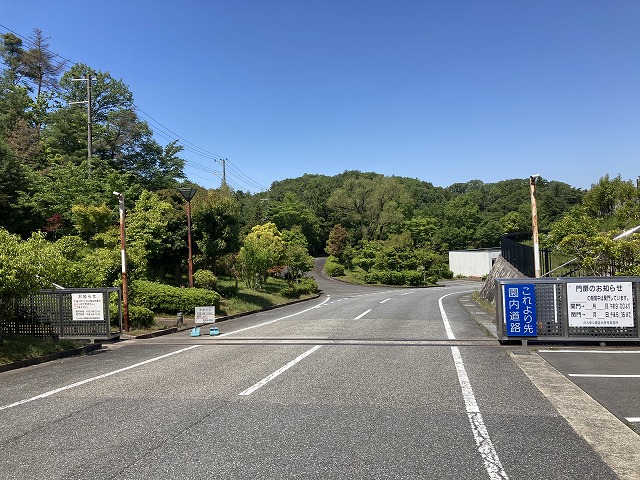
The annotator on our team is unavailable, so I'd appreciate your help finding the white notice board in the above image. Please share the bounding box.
[71,293,104,321]
[567,282,634,327]
[195,306,216,325]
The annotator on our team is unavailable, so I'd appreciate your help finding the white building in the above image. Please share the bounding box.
[448,249,501,278]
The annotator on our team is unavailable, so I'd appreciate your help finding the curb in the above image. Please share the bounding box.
[123,293,322,340]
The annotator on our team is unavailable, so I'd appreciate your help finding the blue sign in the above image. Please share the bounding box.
[503,284,538,336]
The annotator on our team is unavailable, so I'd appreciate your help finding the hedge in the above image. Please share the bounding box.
[129,280,221,314]
[364,270,428,286]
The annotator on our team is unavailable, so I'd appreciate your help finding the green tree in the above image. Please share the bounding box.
[192,186,242,274]
[237,222,284,288]
[71,204,113,240]
[127,190,186,281]
[268,192,321,253]
[0,138,39,236]
[583,174,636,219]
[326,224,349,259]
[281,228,315,281]
[327,176,410,241]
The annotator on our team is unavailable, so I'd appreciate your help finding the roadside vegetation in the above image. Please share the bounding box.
[0,336,84,366]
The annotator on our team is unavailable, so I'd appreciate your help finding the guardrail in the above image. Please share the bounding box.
[3,288,122,341]
[495,277,639,345]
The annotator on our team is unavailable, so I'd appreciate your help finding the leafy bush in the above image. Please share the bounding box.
[364,270,428,286]
[296,277,318,294]
[404,270,424,286]
[129,280,221,314]
[280,277,318,298]
[194,269,218,290]
[128,305,156,329]
[365,270,405,285]
[324,256,344,277]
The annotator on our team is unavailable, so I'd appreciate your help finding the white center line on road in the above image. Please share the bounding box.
[569,374,640,378]
[0,345,202,411]
[238,346,322,396]
[217,296,331,338]
[354,309,371,320]
[380,298,391,304]
[439,292,509,480]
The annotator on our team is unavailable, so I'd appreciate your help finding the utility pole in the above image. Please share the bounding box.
[530,174,541,278]
[114,192,129,331]
[178,188,197,287]
[221,158,227,186]
[70,74,93,172]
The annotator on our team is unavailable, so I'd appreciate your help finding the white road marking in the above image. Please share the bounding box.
[568,374,640,378]
[218,296,331,337]
[380,298,391,304]
[626,417,640,422]
[439,292,509,480]
[354,309,372,320]
[539,350,640,354]
[0,345,201,411]
[238,346,322,396]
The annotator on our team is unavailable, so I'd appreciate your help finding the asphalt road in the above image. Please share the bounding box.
[1,264,638,479]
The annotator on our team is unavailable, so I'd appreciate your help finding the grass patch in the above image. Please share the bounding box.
[0,335,85,366]
[472,291,496,317]
[216,277,316,317]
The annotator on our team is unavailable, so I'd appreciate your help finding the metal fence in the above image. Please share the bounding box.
[2,288,122,341]
[495,277,639,345]
[500,233,551,277]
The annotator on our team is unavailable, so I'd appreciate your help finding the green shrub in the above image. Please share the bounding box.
[194,269,218,290]
[324,256,344,277]
[108,303,156,329]
[280,285,298,298]
[364,270,427,286]
[280,277,318,298]
[128,305,155,329]
[130,280,221,314]
[404,270,425,286]
[296,277,318,294]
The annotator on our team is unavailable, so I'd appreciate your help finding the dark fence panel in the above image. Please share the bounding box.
[500,233,550,277]
[2,288,122,341]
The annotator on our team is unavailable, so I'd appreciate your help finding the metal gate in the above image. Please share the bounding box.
[3,288,122,341]
[495,277,639,344]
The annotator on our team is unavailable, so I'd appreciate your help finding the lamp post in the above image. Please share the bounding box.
[529,174,541,278]
[178,188,197,287]
[113,192,129,331]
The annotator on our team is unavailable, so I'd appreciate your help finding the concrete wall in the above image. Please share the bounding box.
[479,255,526,304]
[449,249,501,278]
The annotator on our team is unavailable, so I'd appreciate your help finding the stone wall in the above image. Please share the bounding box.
[479,254,526,304]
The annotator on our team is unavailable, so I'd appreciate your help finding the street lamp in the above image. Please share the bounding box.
[178,188,197,287]
[529,174,541,278]
[113,192,129,331]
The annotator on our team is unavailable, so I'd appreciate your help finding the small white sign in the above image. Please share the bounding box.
[71,293,104,321]
[195,306,216,325]
[567,282,634,327]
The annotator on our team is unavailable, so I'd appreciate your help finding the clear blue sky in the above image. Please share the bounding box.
[2,0,639,192]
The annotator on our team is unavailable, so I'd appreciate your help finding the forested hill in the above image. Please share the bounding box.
[262,171,585,253]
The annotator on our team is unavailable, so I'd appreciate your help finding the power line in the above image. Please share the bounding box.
[0,23,269,193]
